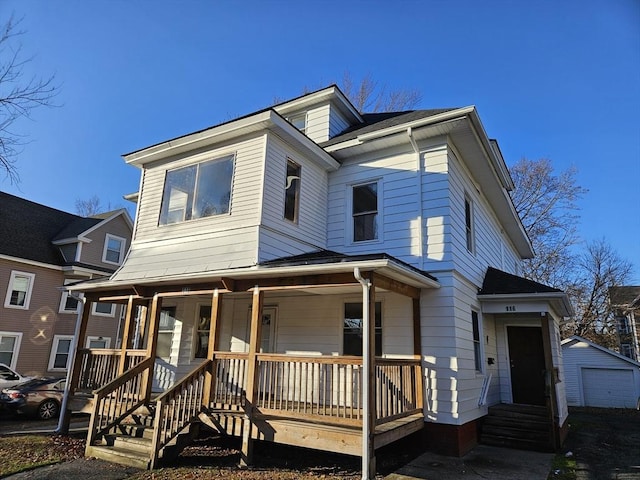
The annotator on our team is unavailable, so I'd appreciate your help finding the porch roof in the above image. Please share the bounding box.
[477,267,574,317]
[68,251,440,297]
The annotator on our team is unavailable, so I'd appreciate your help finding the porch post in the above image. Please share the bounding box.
[541,313,560,450]
[412,297,424,410]
[142,294,162,401]
[118,295,136,375]
[240,286,264,467]
[203,288,223,408]
[58,295,92,434]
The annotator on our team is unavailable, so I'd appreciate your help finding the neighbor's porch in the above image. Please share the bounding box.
[63,265,437,478]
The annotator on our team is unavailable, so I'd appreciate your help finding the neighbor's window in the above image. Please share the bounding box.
[472,311,482,372]
[616,316,630,334]
[195,305,211,359]
[465,194,475,253]
[159,154,235,225]
[103,234,126,265]
[59,290,80,314]
[4,271,35,310]
[86,336,110,349]
[49,335,74,371]
[620,344,633,359]
[353,182,378,242]
[284,159,301,222]
[343,302,382,356]
[92,302,115,317]
[288,112,307,133]
[157,307,177,360]
[0,333,21,368]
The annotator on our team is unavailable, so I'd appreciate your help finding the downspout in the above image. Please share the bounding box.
[354,267,372,480]
[56,294,86,434]
[407,128,424,270]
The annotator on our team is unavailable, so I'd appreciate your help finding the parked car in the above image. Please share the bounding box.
[0,363,31,390]
[0,377,65,420]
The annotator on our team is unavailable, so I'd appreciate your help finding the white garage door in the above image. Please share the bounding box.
[581,368,637,408]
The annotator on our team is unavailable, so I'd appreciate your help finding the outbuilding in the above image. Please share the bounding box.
[562,335,640,409]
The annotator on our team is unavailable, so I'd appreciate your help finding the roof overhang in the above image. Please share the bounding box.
[68,257,440,297]
[478,292,574,318]
[123,110,340,172]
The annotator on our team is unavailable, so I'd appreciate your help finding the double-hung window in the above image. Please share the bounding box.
[352,181,379,242]
[157,307,177,360]
[343,302,382,356]
[4,271,35,309]
[288,113,307,134]
[0,333,22,368]
[103,234,126,265]
[92,302,115,317]
[159,154,235,225]
[49,335,74,371]
[284,159,301,222]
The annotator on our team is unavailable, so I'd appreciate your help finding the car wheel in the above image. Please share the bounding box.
[37,399,59,420]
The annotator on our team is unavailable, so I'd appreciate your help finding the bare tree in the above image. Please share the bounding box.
[563,239,634,348]
[510,157,587,288]
[75,195,106,217]
[340,72,422,113]
[0,14,58,184]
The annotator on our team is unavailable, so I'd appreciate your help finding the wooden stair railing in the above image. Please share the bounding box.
[149,360,212,469]
[86,356,155,450]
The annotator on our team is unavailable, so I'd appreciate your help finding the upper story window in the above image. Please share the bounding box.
[4,271,35,310]
[616,316,630,334]
[620,343,633,359]
[353,181,378,242]
[103,234,126,265]
[159,154,235,225]
[287,113,307,134]
[284,159,301,222]
[465,194,475,253]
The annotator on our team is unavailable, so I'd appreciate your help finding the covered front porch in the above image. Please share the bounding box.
[62,254,439,479]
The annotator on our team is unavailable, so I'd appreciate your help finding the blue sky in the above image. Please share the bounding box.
[2,0,639,282]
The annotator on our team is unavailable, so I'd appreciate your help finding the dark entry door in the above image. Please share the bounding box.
[507,326,546,406]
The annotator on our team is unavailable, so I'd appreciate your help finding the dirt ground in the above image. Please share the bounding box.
[563,407,640,479]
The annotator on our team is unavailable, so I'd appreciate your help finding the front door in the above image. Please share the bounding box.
[507,326,546,406]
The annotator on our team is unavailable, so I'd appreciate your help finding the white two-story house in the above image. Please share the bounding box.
[65,86,572,478]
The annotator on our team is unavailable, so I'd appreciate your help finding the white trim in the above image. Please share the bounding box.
[102,233,127,265]
[48,334,75,371]
[0,331,23,370]
[91,302,116,317]
[0,254,62,271]
[348,178,383,245]
[86,336,111,348]
[4,270,36,310]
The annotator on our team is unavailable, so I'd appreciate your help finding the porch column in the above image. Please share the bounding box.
[143,294,162,401]
[203,288,223,408]
[241,286,264,467]
[118,295,136,375]
[58,295,92,434]
[541,313,560,450]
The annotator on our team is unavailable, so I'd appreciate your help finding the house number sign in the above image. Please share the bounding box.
[505,305,516,312]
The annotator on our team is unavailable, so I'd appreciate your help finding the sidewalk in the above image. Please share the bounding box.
[385,444,554,480]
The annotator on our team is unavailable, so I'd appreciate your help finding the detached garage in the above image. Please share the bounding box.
[562,336,640,409]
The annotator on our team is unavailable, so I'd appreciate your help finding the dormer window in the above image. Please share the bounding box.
[159,154,235,225]
[288,113,307,134]
[284,159,301,222]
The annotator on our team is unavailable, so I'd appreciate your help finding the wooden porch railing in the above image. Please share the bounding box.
[77,348,147,391]
[86,356,155,449]
[150,360,210,469]
[209,352,248,409]
[374,358,423,425]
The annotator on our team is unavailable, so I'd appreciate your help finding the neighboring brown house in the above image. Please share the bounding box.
[609,286,640,361]
[0,192,132,377]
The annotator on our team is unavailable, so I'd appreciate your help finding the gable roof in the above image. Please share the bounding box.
[561,335,640,368]
[479,267,562,295]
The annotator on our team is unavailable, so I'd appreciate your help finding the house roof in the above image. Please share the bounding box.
[0,191,101,265]
[609,286,640,309]
[479,267,562,295]
[561,335,640,368]
[320,109,457,147]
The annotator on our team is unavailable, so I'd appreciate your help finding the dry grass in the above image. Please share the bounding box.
[0,434,85,477]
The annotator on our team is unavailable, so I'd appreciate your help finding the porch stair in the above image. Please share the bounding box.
[480,403,553,452]
[85,404,199,469]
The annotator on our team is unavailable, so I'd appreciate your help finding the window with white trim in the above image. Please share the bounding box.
[287,112,307,133]
[92,302,115,317]
[157,307,176,360]
[352,181,379,242]
[59,281,82,314]
[86,336,110,349]
[472,311,482,372]
[49,335,74,371]
[159,154,235,225]
[4,271,35,309]
[103,234,126,265]
[0,332,22,368]
[343,302,382,356]
[284,159,301,223]
[464,194,475,253]
[620,343,633,359]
